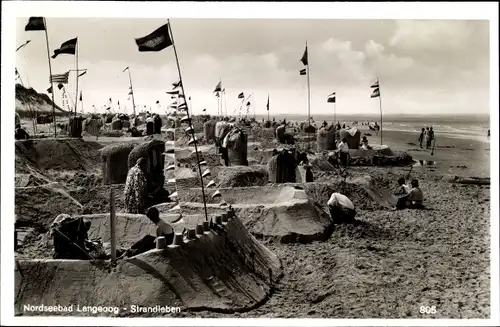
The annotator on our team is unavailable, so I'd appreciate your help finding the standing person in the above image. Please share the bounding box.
[418,128,425,148]
[429,127,435,145]
[15,124,30,140]
[124,158,149,214]
[425,127,431,149]
[337,137,350,167]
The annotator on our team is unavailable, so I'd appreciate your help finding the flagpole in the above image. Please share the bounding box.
[168,19,209,222]
[74,39,79,118]
[306,41,311,126]
[127,68,137,117]
[43,18,57,137]
[334,101,336,125]
[378,77,383,145]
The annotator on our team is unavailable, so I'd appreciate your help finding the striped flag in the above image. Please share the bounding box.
[135,23,173,52]
[300,69,306,76]
[238,92,244,99]
[50,72,69,84]
[370,79,379,88]
[51,38,77,59]
[371,88,380,98]
[327,92,336,103]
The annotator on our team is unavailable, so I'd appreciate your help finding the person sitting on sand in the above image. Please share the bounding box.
[394,176,411,196]
[360,136,372,150]
[337,137,350,166]
[124,157,149,214]
[15,124,30,140]
[146,207,174,245]
[327,192,356,223]
[395,179,424,210]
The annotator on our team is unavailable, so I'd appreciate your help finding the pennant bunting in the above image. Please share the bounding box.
[300,45,308,66]
[370,79,379,88]
[47,86,52,94]
[300,69,306,76]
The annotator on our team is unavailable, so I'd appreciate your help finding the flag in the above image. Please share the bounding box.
[118,100,120,106]
[300,45,308,66]
[78,71,87,77]
[123,66,129,72]
[50,71,69,84]
[47,86,52,94]
[238,92,244,99]
[300,69,306,76]
[371,88,380,98]
[188,96,191,101]
[202,108,206,112]
[327,92,336,103]
[213,81,222,93]
[135,23,173,52]
[15,68,20,77]
[79,91,82,101]
[52,38,77,59]
[166,90,180,95]
[266,95,269,111]
[370,79,379,88]
[156,100,160,104]
[172,80,182,88]
[25,17,46,31]
[57,83,64,90]
[16,40,31,52]
[128,89,133,95]
[215,92,220,98]
[246,101,251,107]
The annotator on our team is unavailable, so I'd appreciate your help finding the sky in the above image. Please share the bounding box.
[15,18,490,117]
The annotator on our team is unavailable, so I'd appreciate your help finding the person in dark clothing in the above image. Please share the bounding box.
[153,114,162,134]
[15,124,30,140]
[418,128,425,148]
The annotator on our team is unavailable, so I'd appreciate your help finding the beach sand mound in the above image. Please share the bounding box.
[15,183,84,229]
[15,138,103,174]
[15,216,282,315]
[179,185,333,243]
[217,166,269,188]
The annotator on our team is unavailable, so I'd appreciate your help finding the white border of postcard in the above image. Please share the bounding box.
[2,1,499,326]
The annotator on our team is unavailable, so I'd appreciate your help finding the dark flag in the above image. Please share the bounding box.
[166,90,180,95]
[300,45,308,66]
[123,66,129,72]
[202,108,207,112]
[188,96,191,101]
[327,92,336,103]
[172,80,182,88]
[238,92,244,99]
[57,83,64,90]
[156,100,160,104]
[78,71,87,77]
[25,17,46,31]
[370,79,379,88]
[246,101,251,107]
[47,86,52,94]
[79,91,83,101]
[135,23,173,52]
[214,81,222,93]
[300,69,306,76]
[371,88,380,98]
[118,100,120,106]
[52,38,77,59]
[266,95,270,111]
[16,40,31,52]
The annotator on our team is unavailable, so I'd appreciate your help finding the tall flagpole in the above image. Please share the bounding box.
[168,19,209,222]
[224,89,227,117]
[43,18,57,137]
[74,39,79,118]
[127,68,137,117]
[306,41,311,126]
[378,77,383,145]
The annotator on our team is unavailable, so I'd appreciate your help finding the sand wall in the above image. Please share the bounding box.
[15,217,282,316]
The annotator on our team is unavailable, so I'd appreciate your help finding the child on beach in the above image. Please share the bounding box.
[337,138,350,166]
[394,177,411,196]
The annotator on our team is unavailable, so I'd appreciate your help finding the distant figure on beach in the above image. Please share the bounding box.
[327,192,356,224]
[394,179,424,210]
[342,123,346,129]
[360,136,372,150]
[336,121,341,130]
[124,158,148,214]
[15,124,30,140]
[145,115,154,136]
[429,127,435,146]
[337,137,350,166]
[394,176,411,196]
[374,122,380,135]
[418,128,425,148]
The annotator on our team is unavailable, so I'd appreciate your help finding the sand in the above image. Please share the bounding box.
[14,117,491,318]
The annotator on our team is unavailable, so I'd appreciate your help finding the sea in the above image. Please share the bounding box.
[254,113,491,144]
